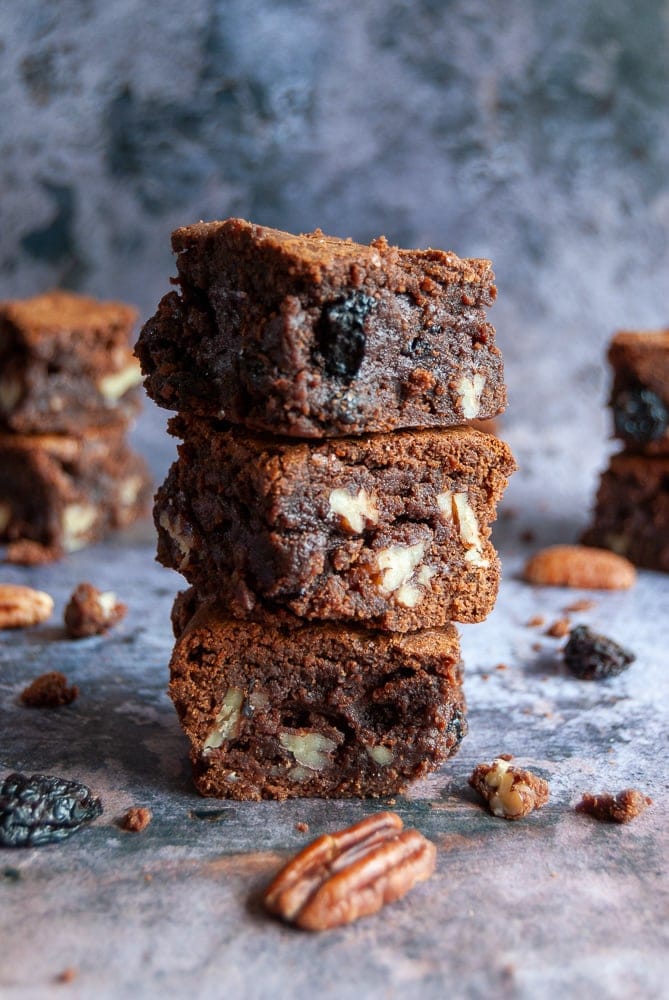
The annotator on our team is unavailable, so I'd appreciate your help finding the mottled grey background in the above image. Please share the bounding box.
[1,0,668,467]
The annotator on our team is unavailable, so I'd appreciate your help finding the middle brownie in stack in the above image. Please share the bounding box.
[137,218,515,800]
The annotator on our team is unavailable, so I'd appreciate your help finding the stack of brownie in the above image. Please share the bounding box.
[137,219,515,800]
[0,290,151,562]
[584,329,669,571]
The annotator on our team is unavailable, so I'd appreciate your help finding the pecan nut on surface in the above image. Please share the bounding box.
[263,811,436,931]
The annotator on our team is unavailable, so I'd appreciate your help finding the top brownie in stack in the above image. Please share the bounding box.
[608,330,669,455]
[0,290,142,435]
[136,218,506,437]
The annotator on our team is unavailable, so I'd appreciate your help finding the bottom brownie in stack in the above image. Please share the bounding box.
[169,597,466,801]
[583,452,669,572]
[0,426,151,556]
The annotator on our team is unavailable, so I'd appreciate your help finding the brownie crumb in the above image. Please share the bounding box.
[495,663,508,671]
[545,617,571,638]
[576,789,652,823]
[519,528,536,544]
[5,540,61,565]
[295,821,309,833]
[526,615,545,628]
[55,967,77,985]
[469,756,549,820]
[64,583,127,638]
[118,807,152,832]
[20,671,78,708]
[563,625,635,680]
[563,598,596,613]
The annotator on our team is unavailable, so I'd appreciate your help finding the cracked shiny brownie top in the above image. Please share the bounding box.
[136,217,506,437]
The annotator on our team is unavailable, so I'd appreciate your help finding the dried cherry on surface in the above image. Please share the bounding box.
[563,625,635,680]
[0,772,103,847]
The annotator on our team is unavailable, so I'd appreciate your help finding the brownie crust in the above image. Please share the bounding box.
[0,289,142,434]
[169,604,466,800]
[0,428,152,556]
[155,421,516,630]
[583,451,669,572]
[136,218,506,437]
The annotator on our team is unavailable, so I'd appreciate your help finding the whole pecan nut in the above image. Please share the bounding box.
[263,811,436,931]
[0,584,54,629]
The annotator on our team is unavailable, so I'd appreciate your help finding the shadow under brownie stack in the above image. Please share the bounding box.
[584,329,669,571]
[136,218,516,800]
[0,290,151,562]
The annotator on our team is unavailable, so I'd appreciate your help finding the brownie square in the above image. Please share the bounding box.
[155,420,516,631]
[583,451,669,572]
[169,602,466,800]
[0,427,152,556]
[0,289,142,434]
[136,218,506,437]
[608,330,669,455]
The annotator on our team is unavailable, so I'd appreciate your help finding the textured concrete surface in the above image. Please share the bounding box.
[1,465,667,999]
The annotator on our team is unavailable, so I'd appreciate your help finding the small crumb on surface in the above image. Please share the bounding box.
[5,540,60,565]
[64,583,127,638]
[526,615,545,628]
[563,598,596,613]
[20,671,78,708]
[469,756,549,820]
[55,968,77,984]
[575,789,652,823]
[118,807,152,833]
[495,663,507,671]
[295,821,309,833]
[546,617,570,638]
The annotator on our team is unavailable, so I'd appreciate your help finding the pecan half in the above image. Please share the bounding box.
[0,584,54,629]
[263,811,436,931]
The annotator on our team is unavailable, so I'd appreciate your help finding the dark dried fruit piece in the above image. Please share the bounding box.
[563,625,635,680]
[612,387,668,444]
[0,772,103,847]
[446,705,467,745]
[316,292,376,381]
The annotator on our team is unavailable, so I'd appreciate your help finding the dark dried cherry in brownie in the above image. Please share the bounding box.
[169,602,467,801]
[608,330,669,454]
[0,290,142,435]
[155,421,516,631]
[136,218,506,437]
[0,427,151,556]
[582,451,669,571]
